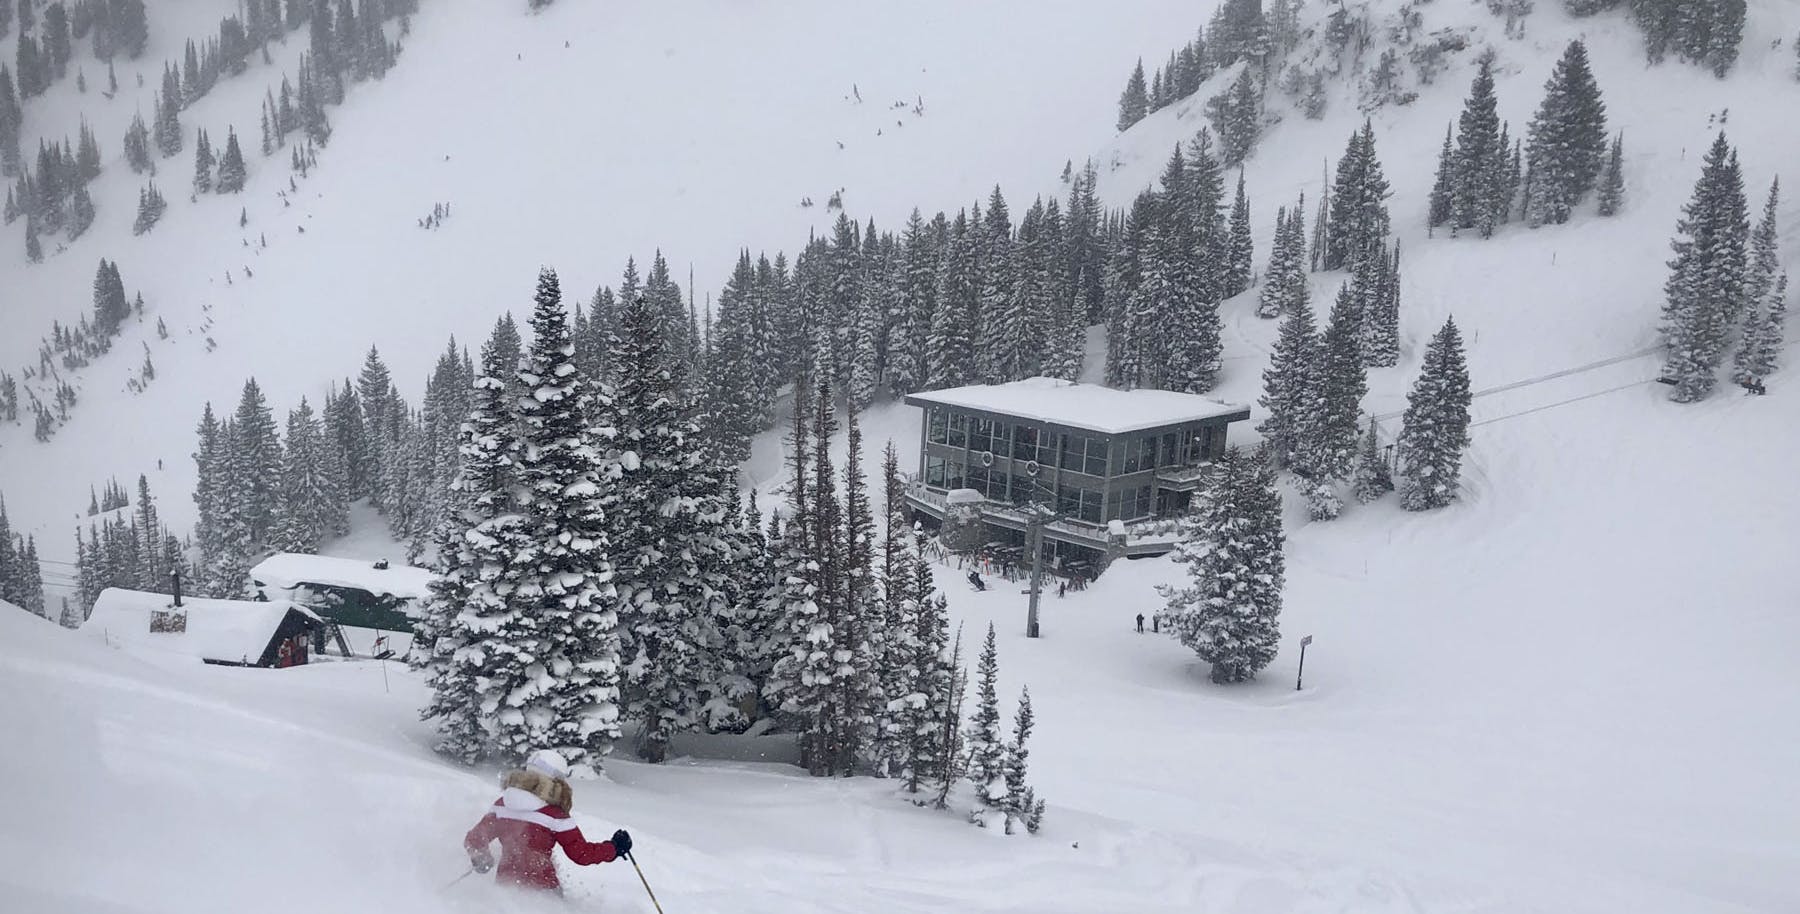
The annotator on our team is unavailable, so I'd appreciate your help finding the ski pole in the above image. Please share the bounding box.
[443,866,476,890]
[626,852,665,914]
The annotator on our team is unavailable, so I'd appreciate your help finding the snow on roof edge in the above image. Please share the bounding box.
[904,377,1250,435]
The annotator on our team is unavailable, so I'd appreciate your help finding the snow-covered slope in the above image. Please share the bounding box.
[4,2,1800,912]
[0,0,1201,558]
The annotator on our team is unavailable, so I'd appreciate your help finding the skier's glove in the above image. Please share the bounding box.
[611,829,633,857]
[469,849,494,874]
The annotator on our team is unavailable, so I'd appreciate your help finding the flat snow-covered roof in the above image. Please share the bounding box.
[251,553,435,601]
[905,377,1249,435]
[82,588,319,665]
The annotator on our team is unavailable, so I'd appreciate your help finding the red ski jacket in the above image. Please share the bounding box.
[464,787,621,891]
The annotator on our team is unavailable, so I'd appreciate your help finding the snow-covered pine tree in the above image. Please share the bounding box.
[1256,196,1306,319]
[506,268,623,772]
[1746,178,1781,320]
[834,409,883,773]
[1294,283,1368,520]
[1360,242,1402,368]
[216,127,246,192]
[272,397,343,553]
[1596,132,1625,217]
[1001,685,1043,835]
[1103,192,1156,388]
[1117,59,1149,132]
[356,346,395,507]
[1225,172,1254,298]
[927,210,978,388]
[1157,446,1285,683]
[1324,121,1392,271]
[1448,53,1504,238]
[1206,66,1260,167]
[1733,273,1786,389]
[1524,40,1608,227]
[606,291,731,763]
[1397,318,1473,510]
[899,536,952,794]
[191,128,214,194]
[231,378,283,551]
[974,188,1015,385]
[872,442,914,775]
[1659,133,1747,403]
[417,306,528,764]
[1257,285,1320,468]
[1352,419,1394,503]
[964,622,1007,824]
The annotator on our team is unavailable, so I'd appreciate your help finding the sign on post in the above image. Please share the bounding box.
[1296,635,1314,691]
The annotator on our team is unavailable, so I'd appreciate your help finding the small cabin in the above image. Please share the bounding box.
[82,588,325,668]
[250,553,433,636]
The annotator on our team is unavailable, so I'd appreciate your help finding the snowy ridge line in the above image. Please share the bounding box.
[1370,343,1664,422]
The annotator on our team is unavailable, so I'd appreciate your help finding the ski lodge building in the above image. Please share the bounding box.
[903,377,1250,569]
[81,588,325,668]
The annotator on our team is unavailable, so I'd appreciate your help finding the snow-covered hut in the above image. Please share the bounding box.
[250,553,434,635]
[81,588,325,668]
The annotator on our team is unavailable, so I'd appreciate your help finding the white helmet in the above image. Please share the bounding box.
[525,749,570,780]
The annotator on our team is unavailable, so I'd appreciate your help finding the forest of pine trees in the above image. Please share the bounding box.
[0,495,48,618]
[406,267,986,808]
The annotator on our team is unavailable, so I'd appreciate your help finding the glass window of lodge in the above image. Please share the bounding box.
[969,416,1004,455]
[1062,434,1109,477]
[928,409,948,444]
[946,412,968,448]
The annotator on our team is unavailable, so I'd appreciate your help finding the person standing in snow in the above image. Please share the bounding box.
[464,750,633,894]
[1136,613,1145,633]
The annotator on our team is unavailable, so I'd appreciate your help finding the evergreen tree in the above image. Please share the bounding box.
[67,183,92,238]
[191,128,214,194]
[1596,132,1625,217]
[1157,446,1285,684]
[1324,122,1392,271]
[1257,197,1306,319]
[1002,686,1043,835]
[1397,319,1474,510]
[153,65,181,157]
[1732,274,1787,388]
[131,180,164,235]
[607,292,733,764]
[216,127,246,192]
[1524,40,1608,227]
[231,377,284,550]
[1294,283,1368,520]
[1352,419,1394,503]
[1206,66,1260,167]
[964,623,1006,823]
[417,331,529,765]
[1257,282,1319,468]
[1449,53,1505,238]
[927,211,977,388]
[273,397,343,552]
[1225,172,1254,298]
[357,346,395,507]
[1360,243,1402,368]
[1746,178,1781,315]
[1659,133,1747,403]
[505,267,622,771]
[1117,59,1148,132]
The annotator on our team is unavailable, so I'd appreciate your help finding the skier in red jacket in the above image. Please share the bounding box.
[464,749,633,893]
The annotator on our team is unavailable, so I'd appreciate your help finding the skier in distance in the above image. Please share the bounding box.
[464,749,633,894]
